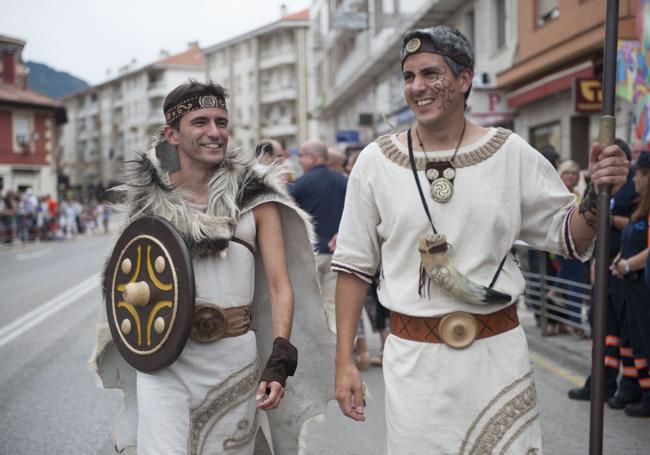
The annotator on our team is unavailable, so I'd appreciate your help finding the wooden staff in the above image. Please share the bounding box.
[589,1,619,453]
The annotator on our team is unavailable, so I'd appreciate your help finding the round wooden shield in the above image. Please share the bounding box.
[105,216,195,372]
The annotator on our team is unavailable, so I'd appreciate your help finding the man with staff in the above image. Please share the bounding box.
[332,25,629,453]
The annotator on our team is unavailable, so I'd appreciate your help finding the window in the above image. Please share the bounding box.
[494,0,506,50]
[537,0,559,27]
[465,9,475,47]
[13,112,30,152]
[530,122,561,155]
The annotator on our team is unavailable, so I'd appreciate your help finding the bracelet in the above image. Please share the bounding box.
[622,259,630,275]
[579,182,598,230]
[260,337,298,387]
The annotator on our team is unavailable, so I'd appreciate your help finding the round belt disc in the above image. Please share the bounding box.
[105,216,195,372]
[439,312,478,349]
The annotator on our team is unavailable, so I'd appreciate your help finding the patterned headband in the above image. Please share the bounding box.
[164,95,228,124]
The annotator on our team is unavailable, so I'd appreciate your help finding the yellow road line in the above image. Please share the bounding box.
[529,352,584,387]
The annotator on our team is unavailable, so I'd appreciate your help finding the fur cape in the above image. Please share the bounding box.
[89,146,335,454]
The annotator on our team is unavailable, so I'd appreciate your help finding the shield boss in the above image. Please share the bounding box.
[105,216,194,372]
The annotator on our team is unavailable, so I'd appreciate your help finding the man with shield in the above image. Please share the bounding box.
[90,80,333,455]
[332,26,629,453]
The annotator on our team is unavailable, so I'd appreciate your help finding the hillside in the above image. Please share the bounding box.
[26,61,89,99]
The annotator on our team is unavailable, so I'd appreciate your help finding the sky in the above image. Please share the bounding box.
[0,0,311,84]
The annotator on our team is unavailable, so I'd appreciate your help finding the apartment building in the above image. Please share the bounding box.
[497,0,638,167]
[61,44,204,198]
[0,33,66,196]
[203,9,310,153]
[311,0,517,148]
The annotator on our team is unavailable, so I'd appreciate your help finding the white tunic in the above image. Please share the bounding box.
[137,211,272,455]
[332,128,591,454]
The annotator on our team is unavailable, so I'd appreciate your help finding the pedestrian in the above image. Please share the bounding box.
[290,140,348,333]
[568,139,642,407]
[363,272,390,367]
[552,160,588,333]
[18,188,37,242]
[95,200,110,234]
[90,80,334,454]
[328,147,346,174]
[255,138,294,184]
[610,151,650,417]
[332,25,628,453]
[60,199,77,239]
[0,191,17,244]
[254,138,280,166]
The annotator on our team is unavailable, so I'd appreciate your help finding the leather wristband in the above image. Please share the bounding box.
[260,337,298,387]
[578,182,598,229]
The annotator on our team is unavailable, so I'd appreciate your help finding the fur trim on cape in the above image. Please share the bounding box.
[110,145,314,259]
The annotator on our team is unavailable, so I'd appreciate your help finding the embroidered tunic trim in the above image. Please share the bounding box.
[187,359,260,455]
[468,382,537,454]
[460,371,539,455]
[376,127,511,170]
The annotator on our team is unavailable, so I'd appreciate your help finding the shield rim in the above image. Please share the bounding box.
[105,216,195,372]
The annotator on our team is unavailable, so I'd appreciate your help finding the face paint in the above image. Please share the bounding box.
[431,75,455,111]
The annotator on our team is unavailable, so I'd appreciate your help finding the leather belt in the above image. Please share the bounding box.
[390,304,518,349]
[190,303,251,343]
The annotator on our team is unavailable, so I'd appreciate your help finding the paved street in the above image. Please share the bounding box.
[1,236,649,454]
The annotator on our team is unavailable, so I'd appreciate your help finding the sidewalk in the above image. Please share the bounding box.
[519,305,592,377]
[0,217,122,253]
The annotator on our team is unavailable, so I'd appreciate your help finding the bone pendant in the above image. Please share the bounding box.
[418,234,511,305]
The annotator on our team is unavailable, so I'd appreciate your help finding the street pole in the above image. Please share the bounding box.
[589,1,618,454]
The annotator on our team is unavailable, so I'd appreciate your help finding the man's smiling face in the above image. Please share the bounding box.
[166,107,229,170]
[402,52,469,127]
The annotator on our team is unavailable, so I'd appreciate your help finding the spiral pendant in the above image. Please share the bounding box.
[430,178,454,203]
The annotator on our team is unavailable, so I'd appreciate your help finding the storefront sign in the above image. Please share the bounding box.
[467,89,514,126]
[336,130,360,143]
[575,78,602,112]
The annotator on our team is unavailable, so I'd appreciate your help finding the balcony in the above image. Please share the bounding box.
[148,82,167,99]
[260,86,297,105]
[260,123,297,137]
[259,51,296,70]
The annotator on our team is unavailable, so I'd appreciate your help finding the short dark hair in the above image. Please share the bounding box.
[255,141,273,158]
[539,144,560,169]
[163,79,228,131]
[401,26,474,105]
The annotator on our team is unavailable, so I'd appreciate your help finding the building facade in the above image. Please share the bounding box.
[0,34,66,196]
[497,0,638,167]
[203,9,310,153]
[61,44,204,199]
[311,0,518,149]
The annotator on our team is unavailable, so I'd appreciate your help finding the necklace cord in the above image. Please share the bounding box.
[407,128,438,234]
[415,118,467,165]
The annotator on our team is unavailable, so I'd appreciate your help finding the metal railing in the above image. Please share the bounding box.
[515,244,592,337]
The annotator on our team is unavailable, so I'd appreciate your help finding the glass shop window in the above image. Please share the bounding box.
[530,122,561,155]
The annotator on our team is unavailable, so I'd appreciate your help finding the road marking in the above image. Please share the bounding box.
[0,273,100,348]
[16,248,52,261]
[529,352,584,387]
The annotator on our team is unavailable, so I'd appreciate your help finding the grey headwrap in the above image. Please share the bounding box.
[400,25,474,73]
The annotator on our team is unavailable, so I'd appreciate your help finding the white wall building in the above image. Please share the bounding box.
[311,0,517,148]
[203,9,310,153]
[61,44,204,198]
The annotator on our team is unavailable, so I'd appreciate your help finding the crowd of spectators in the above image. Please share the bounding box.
[0,189,111,245]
